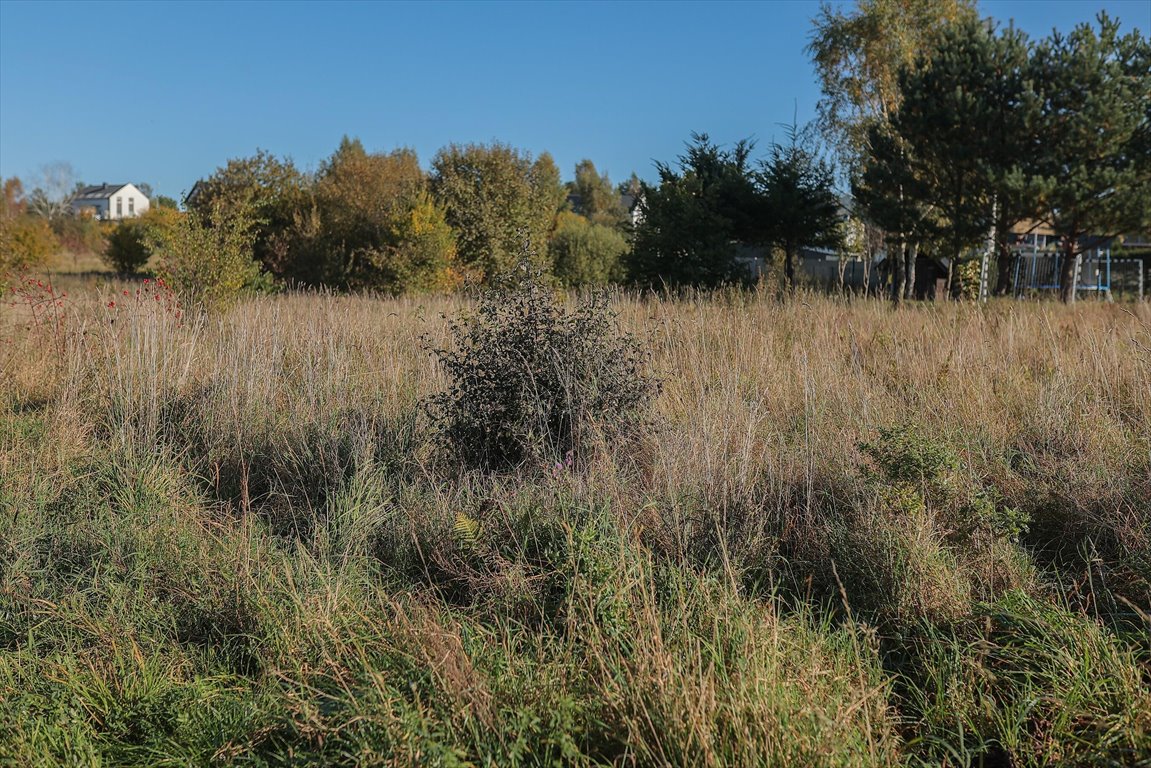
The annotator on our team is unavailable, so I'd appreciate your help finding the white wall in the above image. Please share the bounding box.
[109,184,151,220]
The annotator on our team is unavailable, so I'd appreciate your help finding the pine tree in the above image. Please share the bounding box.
[885,18,1047,297]
[628,133,758,288]
[1032,14,1150,303]
[852,125,932,302]
[755,123,843,292]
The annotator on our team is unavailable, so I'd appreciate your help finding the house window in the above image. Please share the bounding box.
[116,197,122,216]
[128,198,134,215]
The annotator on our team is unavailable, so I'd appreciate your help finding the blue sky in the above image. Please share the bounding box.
[1,0,1147,200]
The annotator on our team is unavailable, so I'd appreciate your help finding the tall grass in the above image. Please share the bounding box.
[2,284,1149,765]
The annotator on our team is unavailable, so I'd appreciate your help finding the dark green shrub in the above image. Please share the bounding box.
[859,424,958,487]
[103,208,182,274]
[103,219,151,273]
[427,270,659,470]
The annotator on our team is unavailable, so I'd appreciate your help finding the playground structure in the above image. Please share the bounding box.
[1010,231,1145,301]
[741,229,1146,301]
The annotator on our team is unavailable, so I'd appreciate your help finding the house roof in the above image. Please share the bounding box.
[73,183,130,200]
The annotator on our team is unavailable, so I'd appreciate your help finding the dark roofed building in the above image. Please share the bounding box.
[70,183,150,220]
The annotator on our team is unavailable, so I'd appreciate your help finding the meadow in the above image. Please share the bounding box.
[2,278,1149,767]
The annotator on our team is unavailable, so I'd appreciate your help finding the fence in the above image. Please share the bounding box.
[1111,258,1146,300]
[1011,247,1146,300]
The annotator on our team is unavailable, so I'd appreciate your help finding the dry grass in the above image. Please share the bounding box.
[1,283,1149,765]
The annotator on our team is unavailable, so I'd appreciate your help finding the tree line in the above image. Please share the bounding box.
[625,1,1149,302]
[0,142,630,296]
[811,0,1150,303]
[1,169,179,275]
[2,129,842,300]
[4,1,1147,304]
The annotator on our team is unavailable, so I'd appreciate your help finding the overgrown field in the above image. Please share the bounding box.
[2,281,1149,766]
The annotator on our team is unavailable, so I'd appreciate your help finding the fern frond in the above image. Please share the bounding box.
[453,511,480,546]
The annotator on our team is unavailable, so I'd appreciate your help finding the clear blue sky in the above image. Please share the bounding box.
[1,0,1147,200]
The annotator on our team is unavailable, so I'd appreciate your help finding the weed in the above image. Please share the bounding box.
[860,424,1029,547]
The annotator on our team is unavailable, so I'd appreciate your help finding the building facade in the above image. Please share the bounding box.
[71,183,151,220]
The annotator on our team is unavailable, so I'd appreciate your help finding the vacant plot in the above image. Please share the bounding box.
[2,282,1149,766]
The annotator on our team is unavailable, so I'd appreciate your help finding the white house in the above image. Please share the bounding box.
[71,183,150,220]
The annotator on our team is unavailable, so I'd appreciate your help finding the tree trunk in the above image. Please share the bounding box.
[995,239,1015,296]
[1058,237,1078,304]
[905,242,918,300]
[784,246,796,294]
[891,241,906,305]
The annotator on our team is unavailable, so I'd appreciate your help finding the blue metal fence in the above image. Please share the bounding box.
[1013,247,1111,297]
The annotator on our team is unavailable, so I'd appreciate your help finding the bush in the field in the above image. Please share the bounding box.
[427,268,659,470]
[0,215,57,275]
[103,207,182,274]
[859,425,1028,546]
[148,204,263,309]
